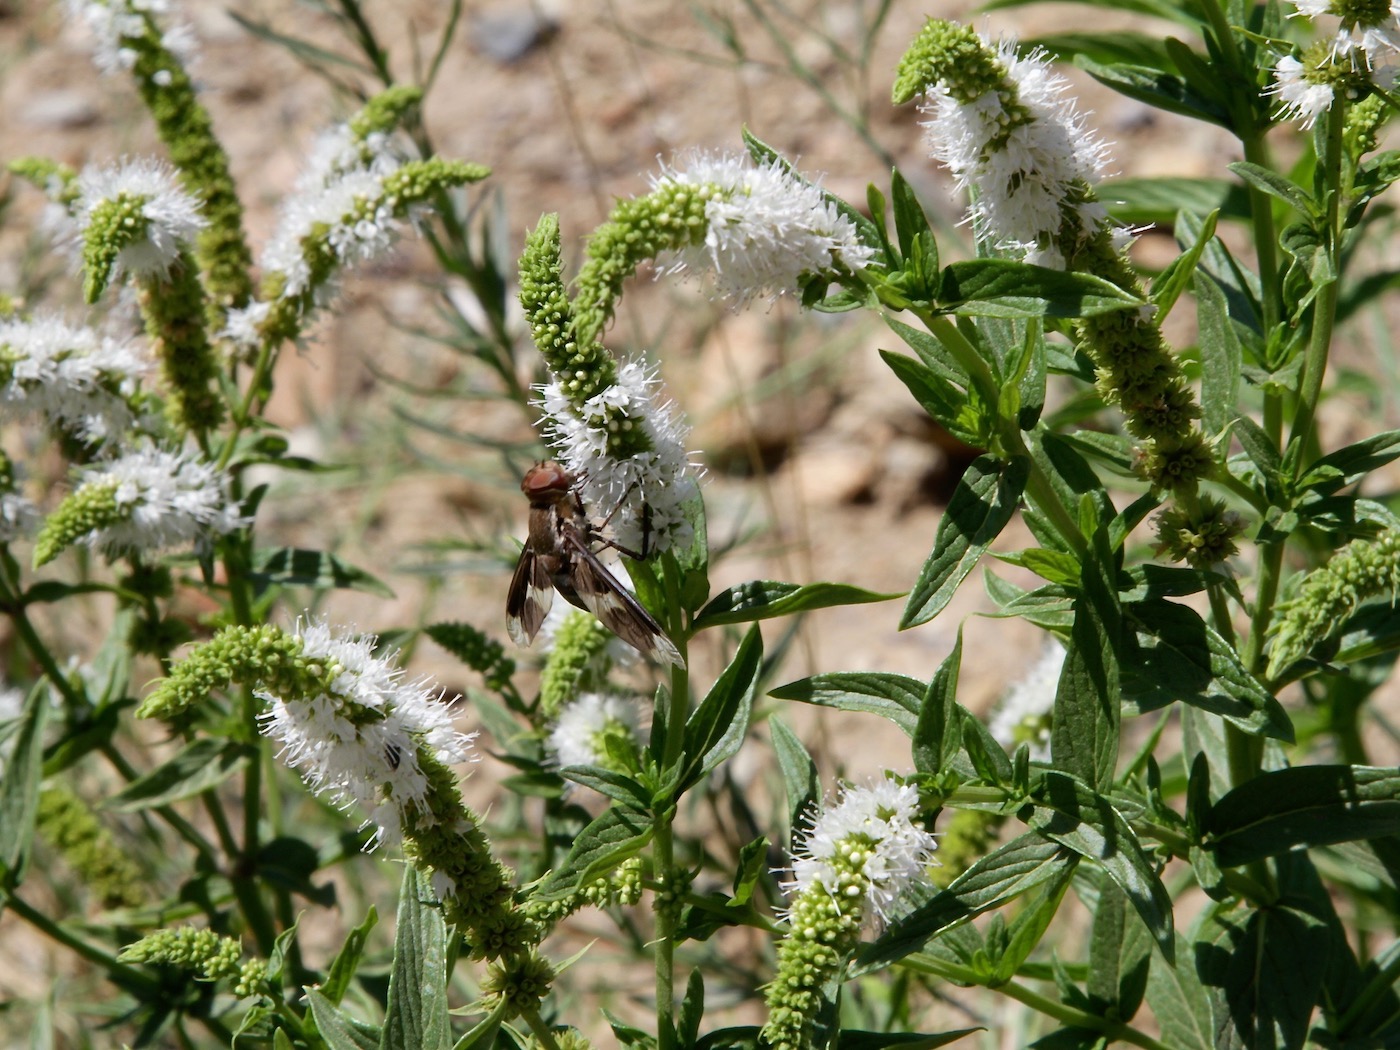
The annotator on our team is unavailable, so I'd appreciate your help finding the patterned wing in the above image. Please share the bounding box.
[562,527,684,667]
[506,545,555,647]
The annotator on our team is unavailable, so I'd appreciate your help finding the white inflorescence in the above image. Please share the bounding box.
[650,151,873,305]
[1267,55,1338,127]
[988,641,1065,761]
[919,35,1112,267]
[546,692,639,769]
[258,619,477,848]
[0,315,148,445]
[77,158,207,279]
[73,444,246,555]
[539,359,698,554]
[67,0,198,76]
[786,778,938,927]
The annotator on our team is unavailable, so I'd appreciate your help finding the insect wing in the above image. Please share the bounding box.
[506,544,555,646]
[561,527,684,667]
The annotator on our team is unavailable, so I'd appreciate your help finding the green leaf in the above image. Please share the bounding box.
[939,260,1140,318]
[1228,160,1315,216]
[769,672,922,735]
[531,805,654,903]
[982,572,1076,630]
[983,0,1202,23]
[104,739,254,812]
[1119,600,1293,741]
[770,717,819,845]
[1077,57,1231,128]
[306,989,380,1050]
[902,455,1031,628]
[1194,271,1242,436]
[558,767,653,810]
[1144,934,1215,1050]
[680,626,761,791]
[879,350,986,446]
[1195,898,1328,1050]
[1026,30,1176,69]
[890,168,939,286]
[380,867,449,1050]
[856,834,1077,973]
[885,317,971,387]
[1150,209,1220,320]
[322,907,378,1006]
[1298,428,1400,494]
[250,547,394,598]
[1027,772,1174,960]
[914,630,962,775]
[1051,529,1122,791]
[694,581,900,630]
[835,1030,984,1049]
[992,862,1075,985]
[0,685,47,881]
[1101,178,1245,227]
[1232,414,1283,491]
[1087,878,1151,1021]
[1206,765,1400,868]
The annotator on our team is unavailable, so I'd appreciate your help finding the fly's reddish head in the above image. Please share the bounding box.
[521,461,575,504]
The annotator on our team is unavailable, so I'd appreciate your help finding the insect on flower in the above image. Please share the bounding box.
[506,461,684,667]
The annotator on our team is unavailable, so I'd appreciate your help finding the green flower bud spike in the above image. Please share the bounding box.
[37,786,146,909]
[119,927,268,999]
[538,611,617,721]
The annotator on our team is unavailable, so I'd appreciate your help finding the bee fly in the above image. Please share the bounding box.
[506,461,684,668]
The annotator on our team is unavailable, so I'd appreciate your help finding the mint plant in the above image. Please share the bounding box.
[5,0,1400,1048]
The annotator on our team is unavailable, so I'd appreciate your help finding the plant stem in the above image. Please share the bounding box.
[522,1007,563,1050]
[0,889,159,996]
[655,647,690,1050]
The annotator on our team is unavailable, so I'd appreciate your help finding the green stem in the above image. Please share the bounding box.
[654,650,690,1050]
[900,954,1173,1050]
[522,1007,563,1050]
[1208,583,1238,650]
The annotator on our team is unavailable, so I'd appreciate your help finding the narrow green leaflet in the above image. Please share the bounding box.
[835,1030,984,1049]
[1119,600,1294,741]
[0,684,48,880]
[879,349,986,446]
[902,455,1031,628]
[1206,765,1400,868]
[1077,57,1232,128]
[914,630,962,775]
[693,581,900,631]
[680,626,761,792]
[769,717,820,844]
[855,833,1077,973]
[1100,177,1244,227]
[1143,935,1215,1050]
[1298,428,1400,494]
[1086,878,1151,1021]
[1050,531,1122,792]
[982,571,1076,630]
[321,907,378,1007]
[1194,271,1242,436]
[380,865,450,1050]
[770,672,924,735]
[938,260,1141,318]
[305,989,380,1050]
[1151,208,1221,319]
[250,547,395,598]
[1026,772,1174,960]
[531,805,654,903]
[104,739,254,812]
[1228,160,1315,216]
[991,862,1075,985]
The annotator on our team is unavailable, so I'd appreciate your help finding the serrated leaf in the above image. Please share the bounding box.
[770,717,820,845]
[770,672,923,735]
[104,739,254,812]
[380,868,449,1050]
[680,626,760,791]
[1228,161,1315,216]
[914,630,962,775]
[694,581,900,630]
[1119,600,1293,741]
[1206,765,1400,868]
[1195,271,1242,436]
[0,685,47,880]
[1077,57,1231,128]
[1144,934,1215,1050]
[532,805,654,903]
[902,455,1030,628]
[939,260,1140,318]
[1027,772,1174,960]
[856,834,1076,973]
[306,989,380,1050]
[250,547,394,598]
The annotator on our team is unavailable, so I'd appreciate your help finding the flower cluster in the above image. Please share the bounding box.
[0,315,147,446]
[895,20,1113,267]
[762,779,937,1050]
[258,619,476,850]
[77,158,206,298]
[546,691,640,772]
[66,0,198,79]
[118,926,267,999]
[34,444,245,566]
[1270,0,1400,126]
